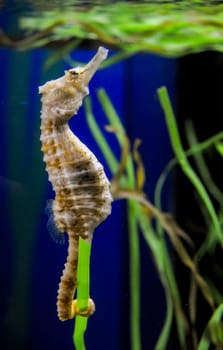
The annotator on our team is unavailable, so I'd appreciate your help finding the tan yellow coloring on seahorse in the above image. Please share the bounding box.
[39,47,112,321]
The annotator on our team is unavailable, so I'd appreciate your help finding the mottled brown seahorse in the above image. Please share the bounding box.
[39,47,113,321]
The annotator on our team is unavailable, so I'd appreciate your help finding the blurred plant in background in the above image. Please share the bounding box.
[84,86,223,350]
[2,1,223,60]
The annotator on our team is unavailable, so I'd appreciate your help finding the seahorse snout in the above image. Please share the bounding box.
[68,46,108,87]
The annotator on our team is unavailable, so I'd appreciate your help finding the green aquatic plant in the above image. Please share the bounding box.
[73,239,92,350]
[2,1,223,65]
[158,87,223,252]
[72,86,223,350]
[197,302,223,350]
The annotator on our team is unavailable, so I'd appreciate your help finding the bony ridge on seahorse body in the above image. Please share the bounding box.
[39,47,113,321]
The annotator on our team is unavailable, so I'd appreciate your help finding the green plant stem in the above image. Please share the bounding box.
[128,200,141,350]
[88,89,142,350]
[157,86,222,249]
[154,130,223,214]
[84,96,119,174]
[197,302,223,350]
[185,120,223,205]
[86,89,193,349]
[136,206,187,349]
[73,317,88,350]
[107,89,143,350]
[186,131,223,158]
[97,88,125,134]
[73,238,92,350]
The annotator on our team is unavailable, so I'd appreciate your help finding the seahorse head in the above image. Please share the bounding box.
[39,46,108,123]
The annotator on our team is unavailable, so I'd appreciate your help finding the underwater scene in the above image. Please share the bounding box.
[1,1,223,349]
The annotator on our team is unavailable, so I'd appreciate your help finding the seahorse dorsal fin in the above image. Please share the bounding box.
[45,199,65,245]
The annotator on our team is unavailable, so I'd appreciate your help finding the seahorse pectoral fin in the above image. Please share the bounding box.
[45,199,65,245]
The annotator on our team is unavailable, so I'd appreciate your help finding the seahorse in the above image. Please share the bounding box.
[39,47,113,321]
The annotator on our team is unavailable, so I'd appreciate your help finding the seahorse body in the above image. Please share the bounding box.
[39,47,112,321]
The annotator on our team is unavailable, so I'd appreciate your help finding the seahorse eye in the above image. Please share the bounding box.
[69,69,79,77]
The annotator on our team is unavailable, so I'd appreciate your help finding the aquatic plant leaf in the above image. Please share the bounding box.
[44,39,83,69]
[205,278,223,305]
[94,90,143,349]
[97,88,136,187]
[85,85,223,350]
[121,149,140,350]
[136,206,188,348]
[136,207,177,350]
[73,317,88,350]
[157,86,223,250]
[17,2,223,59]
[84,96,119,175]
[76,239,91,310]
[105,125,131,192]
[133,139,146,192]
[154,129,223,230]
[198,303,223,350]
[156,213,214,309]
[128,200,141,350]
[185,120,223,205]
[154,286,173,350]
[73,239,92,350]
[185,131,223,157]
[97,89,125,135]
[215,142,223,157]
[188,271,198,347]
[94,88,191,347]
[87,87,202,348]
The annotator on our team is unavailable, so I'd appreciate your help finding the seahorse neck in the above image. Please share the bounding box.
[40,115,71,136]
[40,115,75,166]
